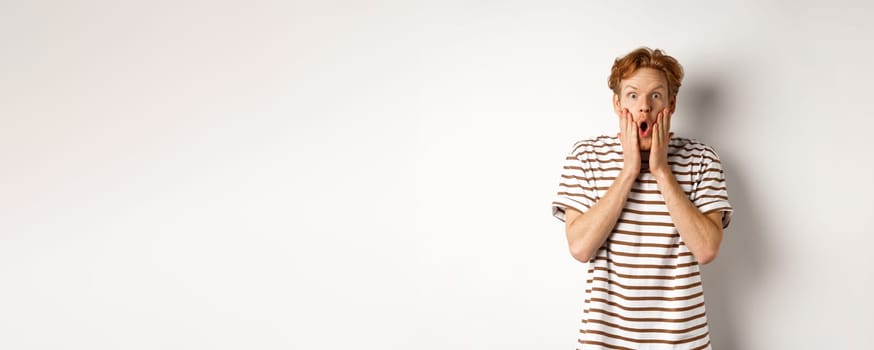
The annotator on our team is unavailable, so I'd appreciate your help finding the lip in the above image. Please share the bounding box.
[638,120,652,138]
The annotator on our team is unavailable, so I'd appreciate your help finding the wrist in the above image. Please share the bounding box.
[652,169,675,184]
[618,168,639,182]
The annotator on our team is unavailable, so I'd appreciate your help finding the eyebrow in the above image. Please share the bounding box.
[623,84,666,92]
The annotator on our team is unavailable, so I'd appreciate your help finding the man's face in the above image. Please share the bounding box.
[612,67,676,151]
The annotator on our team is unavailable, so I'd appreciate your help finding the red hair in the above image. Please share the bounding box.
[608,47,684,98]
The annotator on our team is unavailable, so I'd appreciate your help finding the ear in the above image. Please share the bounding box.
[612,94,621,115]
[669,95,677,113]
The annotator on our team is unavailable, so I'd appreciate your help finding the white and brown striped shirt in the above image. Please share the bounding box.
[552,135,733,350]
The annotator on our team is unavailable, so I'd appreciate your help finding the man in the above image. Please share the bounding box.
[551,47,733,349]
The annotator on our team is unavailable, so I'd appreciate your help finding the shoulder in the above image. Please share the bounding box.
[669,137,720,157]
[568,135,621,158]
[669,137,724,167]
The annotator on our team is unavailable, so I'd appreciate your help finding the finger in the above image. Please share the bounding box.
[659,113,668,144]
[650,122,659,159]
[620,108,630,139]
[659,112,668,143]
[626,109,634,141]
[618,115,625,139]
[624,113,631,144]
[619,109,625,134]
[658,112,665,144]
[664,108,672,135]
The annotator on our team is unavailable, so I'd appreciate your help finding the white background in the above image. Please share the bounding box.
[2,1,873,349]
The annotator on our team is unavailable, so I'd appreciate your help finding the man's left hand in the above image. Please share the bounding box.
[649,107,674,179]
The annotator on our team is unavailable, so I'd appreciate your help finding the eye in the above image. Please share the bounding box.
[652,92,661,99]
[628,92,637,99]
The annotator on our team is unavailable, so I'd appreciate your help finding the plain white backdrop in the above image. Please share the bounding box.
[2,0,873,349]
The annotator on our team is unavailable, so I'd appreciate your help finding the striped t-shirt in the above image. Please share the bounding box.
[552,135,733,350]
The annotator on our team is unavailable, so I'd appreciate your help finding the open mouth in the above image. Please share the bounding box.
[638,121,651,138]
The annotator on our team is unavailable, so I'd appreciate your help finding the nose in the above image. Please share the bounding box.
[639,98,651,114]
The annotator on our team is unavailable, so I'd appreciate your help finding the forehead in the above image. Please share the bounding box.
[621,68,667,90]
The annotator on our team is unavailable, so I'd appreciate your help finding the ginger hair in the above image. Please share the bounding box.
[608,47,684,98]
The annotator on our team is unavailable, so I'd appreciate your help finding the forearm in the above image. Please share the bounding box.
[565,170,637,262]
[653,171,723,264]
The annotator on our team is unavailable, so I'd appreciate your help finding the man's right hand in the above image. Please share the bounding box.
[565,109,641,262]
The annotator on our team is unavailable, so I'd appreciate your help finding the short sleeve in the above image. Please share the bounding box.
[551,144,600,223]
[693,147,734,228]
